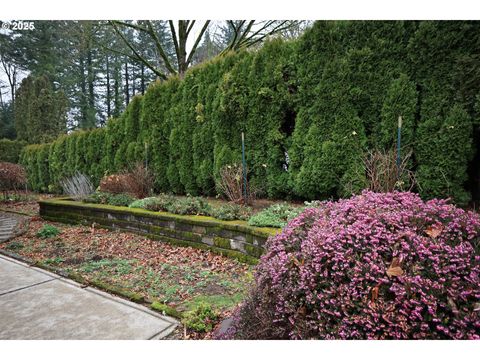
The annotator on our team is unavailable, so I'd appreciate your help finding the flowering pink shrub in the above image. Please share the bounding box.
[221,191,480,339]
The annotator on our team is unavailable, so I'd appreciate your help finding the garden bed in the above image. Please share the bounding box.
[0,217,253,339]
[0,191,56,216]
[39,198,280,262]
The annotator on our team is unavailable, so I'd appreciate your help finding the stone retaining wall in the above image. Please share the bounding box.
[39,198,280,263]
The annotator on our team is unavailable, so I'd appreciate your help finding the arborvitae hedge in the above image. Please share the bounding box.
[21,21,480,204]
[0,139,26,163]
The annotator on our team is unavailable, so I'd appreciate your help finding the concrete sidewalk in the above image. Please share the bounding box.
[0,254,178,339]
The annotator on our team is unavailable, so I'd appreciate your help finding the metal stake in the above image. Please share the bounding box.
[397,116,402,177]
[241,132,247,204]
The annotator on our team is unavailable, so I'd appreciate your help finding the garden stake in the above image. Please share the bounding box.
[241,132,247,204]
[397,116,402,178]
[145,141,148,171]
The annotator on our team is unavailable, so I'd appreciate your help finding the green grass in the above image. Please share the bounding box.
[36,224,61,239]
[44,256,65,265]
[80,258,134,275]
[184,293,246,312]
[5,241,24,251]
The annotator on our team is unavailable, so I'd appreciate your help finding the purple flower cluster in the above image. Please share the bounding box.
[223,191,480,339]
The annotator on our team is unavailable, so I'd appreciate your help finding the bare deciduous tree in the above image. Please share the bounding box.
[109,20,302,79]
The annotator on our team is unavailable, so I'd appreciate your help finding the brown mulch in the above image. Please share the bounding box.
[0,201,39,216]
[0,191,56,216]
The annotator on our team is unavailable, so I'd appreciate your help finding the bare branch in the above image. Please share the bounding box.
[186,21,211,67]
[109,21,167,80]
[186,20,196,36]
[145,21,177,75]
[168,20,180,65]
[111,20,149,33]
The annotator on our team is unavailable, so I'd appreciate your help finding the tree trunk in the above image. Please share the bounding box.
[124,59,130,106]
[87,45,95,128]
[113,58,121,117]
[132,65,136,97]
[10,69,16,113]
[79,53,88,128]
[141,63,145,95]
[178,21,188,75]
[106,54,111,118]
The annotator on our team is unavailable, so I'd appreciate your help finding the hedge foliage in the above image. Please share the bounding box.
[21,21,480,204]
[0,139,26,163]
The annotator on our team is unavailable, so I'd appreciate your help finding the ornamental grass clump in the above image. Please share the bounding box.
[222,191,480,339]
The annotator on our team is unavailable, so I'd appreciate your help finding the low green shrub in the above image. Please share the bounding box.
[166,195,212,216]
[247,203,304,228]
[83,191,111,204]
[107,193,136,207]
[182,302,219,332]
[84,191,135,207]
[36,224,61,239]
[210,204,253,221]
[128,194,176,212]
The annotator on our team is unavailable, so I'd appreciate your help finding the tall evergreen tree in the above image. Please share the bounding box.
[14,75,68,143]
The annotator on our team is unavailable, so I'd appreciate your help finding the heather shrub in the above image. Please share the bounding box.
[210,203,253,221]
[224,191,480,339]
[247,203,303,228]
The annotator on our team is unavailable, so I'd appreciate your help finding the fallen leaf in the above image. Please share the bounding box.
[371,285,379,303]
[448,297,459,314]
[425,224,443,239]
[290,256,303,268]
[297,306,306,316]
[386,257,404,277]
